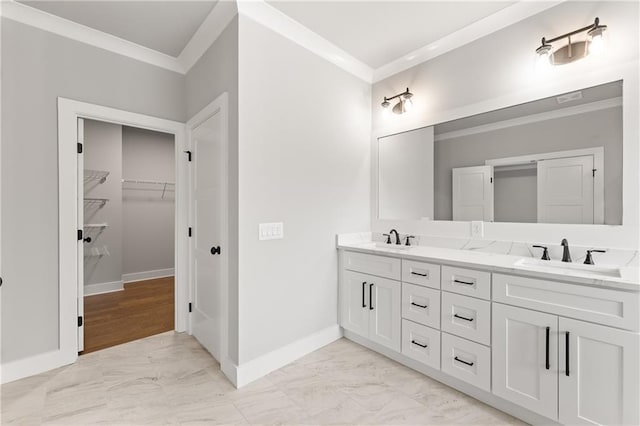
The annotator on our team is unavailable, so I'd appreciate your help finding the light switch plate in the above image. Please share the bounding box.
[259,222,284,240]
[471,221,484,238]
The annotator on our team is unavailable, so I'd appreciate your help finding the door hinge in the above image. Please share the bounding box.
[78,316,83,327]
[77,229,83,241]
[188,227,192,237]
[188,302,192,313]
[490,177,493,183]
[77,143,83,154]
[184,150,192,162]
[593,168,597,177]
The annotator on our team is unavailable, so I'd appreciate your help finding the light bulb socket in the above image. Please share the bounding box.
[381,99,390,108]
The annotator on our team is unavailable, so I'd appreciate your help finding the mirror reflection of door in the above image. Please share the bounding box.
[537,155,595,224]
[452,165,494,222]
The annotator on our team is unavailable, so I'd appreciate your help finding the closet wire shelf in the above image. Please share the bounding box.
[122,179,175,199]
[84,169,110,184]
[84,198,109,207]
[84,246,110,257]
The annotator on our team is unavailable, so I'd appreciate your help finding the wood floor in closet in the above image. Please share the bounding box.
[82,277,174,354]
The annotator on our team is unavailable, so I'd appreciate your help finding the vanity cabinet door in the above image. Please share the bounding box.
[369,277,401,352]
[559,318,639,426]
[492,303,558,421]
[340,270,370,337]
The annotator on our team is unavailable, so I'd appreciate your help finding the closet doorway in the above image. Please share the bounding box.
[79,119,176,353]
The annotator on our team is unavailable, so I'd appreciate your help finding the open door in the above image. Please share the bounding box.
[189,109,225,361]
[537,155,594,224]
[452,165,494,221]
[77,118,85,352]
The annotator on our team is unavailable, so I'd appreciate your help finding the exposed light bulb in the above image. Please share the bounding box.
[403,97,413,112]
[535,46,553,73]
[589,32,604,55]
[382,105,391,119]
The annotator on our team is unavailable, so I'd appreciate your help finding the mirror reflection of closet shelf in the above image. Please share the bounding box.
[122,178,175,199]
[84,169,110,184]
[84,245,110,257]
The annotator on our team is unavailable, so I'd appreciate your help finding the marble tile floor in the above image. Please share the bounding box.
[1,332,526,425]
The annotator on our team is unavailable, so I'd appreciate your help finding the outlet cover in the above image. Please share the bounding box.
[471,221,484,238]
[259,222,284,240]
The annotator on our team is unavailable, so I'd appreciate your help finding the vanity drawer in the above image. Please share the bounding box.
[441,292,491,345]
[343,251,401,280]
[402,320,440,370]
[493,274,640,331]
[402,283,440,329]
[441,332,491,392]
[441,266,491,300]
[402,260,441,289]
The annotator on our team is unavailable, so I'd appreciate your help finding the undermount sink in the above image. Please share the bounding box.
[515,258,622,278]
[375,242,413,250]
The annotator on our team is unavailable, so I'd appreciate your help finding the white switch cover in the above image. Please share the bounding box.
[259,222,284,240]
[471,221,484,238]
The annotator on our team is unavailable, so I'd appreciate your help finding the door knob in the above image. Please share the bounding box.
[210,246,221,255]
[83,237,92,243]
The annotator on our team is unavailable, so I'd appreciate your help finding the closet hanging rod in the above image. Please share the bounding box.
[121,179,175,185]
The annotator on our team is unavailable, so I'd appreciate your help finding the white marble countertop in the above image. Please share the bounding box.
[337,239,640,292]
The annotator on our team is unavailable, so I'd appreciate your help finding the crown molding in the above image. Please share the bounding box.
[237,0,374,83]
[435,96,622,142]
[178,1,238,74]
[0,0,184,73]
[373,0,566,83]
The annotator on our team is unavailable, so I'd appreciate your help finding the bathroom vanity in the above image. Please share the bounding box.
[337,237,639,425]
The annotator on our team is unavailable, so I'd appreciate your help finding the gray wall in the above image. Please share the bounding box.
[494,168,537,223]
[84,120,123,286]
[433,107,623,224]
[1,18,185,363]
[237,16,371,364]
[122,127,175,276]
[185,15,240,364]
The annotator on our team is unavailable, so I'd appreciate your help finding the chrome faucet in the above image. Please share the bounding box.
[389,229,401,245]
[561,239,572,263]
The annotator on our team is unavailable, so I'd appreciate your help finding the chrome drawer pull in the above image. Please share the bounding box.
[454,356,474,366]
[454,313,474,322]
[411,271,428,277]
[411,340,428,348]
[411,302,428,309]
[453,279,474,286]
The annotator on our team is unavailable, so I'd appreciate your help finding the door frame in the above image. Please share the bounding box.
[58,97,189,365]
[185,92,230,367]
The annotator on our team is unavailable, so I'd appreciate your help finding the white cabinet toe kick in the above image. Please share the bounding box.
[339,249,640,426]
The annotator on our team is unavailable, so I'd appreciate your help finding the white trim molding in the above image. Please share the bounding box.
[84,280,124,296]
[122,268,175,283]
[225,325,343,388]
[0,0,183,73]
[179,0,238,72]
[435,97,622,142]
[373,1,566,82]
[236,0,373,83]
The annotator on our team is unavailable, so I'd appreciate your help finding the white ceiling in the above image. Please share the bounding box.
[17,0,218,57]
[266,1,516,69]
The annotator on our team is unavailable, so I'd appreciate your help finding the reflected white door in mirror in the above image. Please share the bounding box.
[337,233,639,425]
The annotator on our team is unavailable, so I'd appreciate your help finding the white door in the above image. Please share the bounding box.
[452,165,494,221]
[368,277,401,351]
[77,118,85,352]
[537,155,594,224]
[559,317,640,426]
[190,111,225,360]
[492,303,558,420]
[340,271,370,337]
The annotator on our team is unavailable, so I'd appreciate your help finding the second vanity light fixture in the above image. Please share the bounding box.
[535,17,607,71]
[381,88,414,116]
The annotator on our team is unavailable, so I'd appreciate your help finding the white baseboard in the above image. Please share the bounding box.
[225,324,343,389]
[122,268,174,283]
[1,348,76,384]
[84,280,123,296]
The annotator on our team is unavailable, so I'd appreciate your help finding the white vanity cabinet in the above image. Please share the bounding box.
[339,248,640,425]
[341,270,401,351]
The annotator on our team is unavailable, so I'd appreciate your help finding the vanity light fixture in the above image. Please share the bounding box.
[381,88,414,116]
[535,17,607,69]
